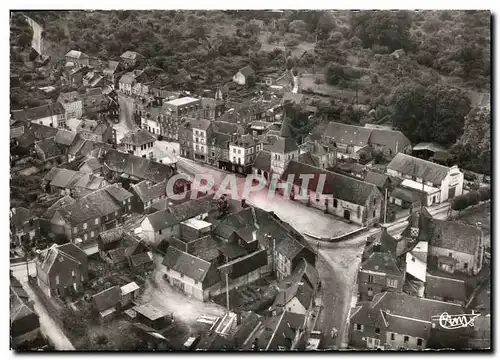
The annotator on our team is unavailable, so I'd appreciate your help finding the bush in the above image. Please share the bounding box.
[451,195,468,212]
[478,187,490,201]
[465,191,480,207]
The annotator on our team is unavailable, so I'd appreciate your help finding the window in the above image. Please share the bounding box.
[464,262,468,270]
[56,275,60,285]
[333,199,338,208]
[83,222,88,230]
[375,328,380,334]
[387,279,398,288]
[368,275,374,283]
[72,270,75,278]
[448,252,452,257]
[233,157,236,163]
[84,233,88,241]
[211,151,215,157]
[391,333,395,341]
[90,231,95,237]
[404,336,409,344]
[238,149,241,154]
[411,256,415,262]
[355,324,364,332]
[373,210,376,217]
[417,338,423,346]
[73,227,78,234]
[159,229,162,235]
[94,218,99,225]
[180,274,184,278]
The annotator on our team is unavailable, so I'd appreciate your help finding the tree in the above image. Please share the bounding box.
[451,195,468,212]
[317,12,335,39]
[465,191,480,207]
[392,83,471,146]
[350,11,413,52]
[478,187,490,201]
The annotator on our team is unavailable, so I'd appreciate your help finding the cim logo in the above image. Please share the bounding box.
[435,312,480,330]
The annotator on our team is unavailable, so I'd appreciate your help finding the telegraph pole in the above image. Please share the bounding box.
[384,187,388,224]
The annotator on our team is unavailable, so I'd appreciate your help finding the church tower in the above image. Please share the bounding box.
[270,115,299,176]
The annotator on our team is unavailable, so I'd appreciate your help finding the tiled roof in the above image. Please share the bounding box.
[364,171,390,188]
[282,160,380,205]
[104,183,134,202]
[368,128,411,154]
[269,137,298,154]
[167,194,215,222]
[425,273,468,303]
[44,196,76,219]
[57,91,80,104]
[212,121,244,135]
[387,153,450,185]
[120,51,142,60]
[190,118,211,131]
[93,286,121,312]
[218,242,247,260]
[29,123,59,140]
[276,235,306,261]
[132,180,166,204]
[360,252,402,276]
[49,168,84,189]
[297,151,317,167]
[35,137,62,159]
[98,227,125,245]
[238,65,255,77]
[119,72,136,85]
[55,129,78,146]
[38,243,86,279]
[162,247,219,284]
[425,218,482,255]
[103,60,120,74]
[390,186,418,203]
[130,252,153,267]
[324,122,373,147]
[10,286,37,324]
[208,131,231,148]
[79,157,102,172]
[282,92,305,105]
[253,150,271,172]
[145,210,178,231]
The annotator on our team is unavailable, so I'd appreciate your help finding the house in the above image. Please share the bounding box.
[118,70,148,96]
[49,184,134,249]
[299,140,337,170]
[349,291,464,350]
[207,131,231,168]
[179,119,194,160]
[103,60,124,87]
[255,311,305,351]
[120,51,144,68]
[140,210,180,247]
[11,103,66,128]
[140,105,164,136]
[34,137,63,162]
[120,282,140,307]
[10,277,41,348]
[131,180,167,212]
[275,233,317,280]
[201,97,225,119]
[36,243,88,298]
[133,303,172,331]
[281,161,383,226]
[357,252,404,301]
[120,128,156,159]
[322,122,412,160]
[63,65,92,88]
[162,97,202,141]
[42,167,108,198]
[126,238,154,270]
[271,258,319,315]
[10,207,39,248]
[191,118,212,162]
[83,71,104,88]
[386,153,464,205]
[168,234,220,264]
[92,286,122,321]
[57,91,83,119]
[367,227,407,258]
[77,119,116,144]
[82,88,118,120]
[412,142,453,165]
[233,65,255,86]
[65,50,90,67]
[424,272,468,305]
[79,158,103,174]
[68,138,112,163]
[364,171,392,193]
[229,134,263,175]
[161,246,221,301]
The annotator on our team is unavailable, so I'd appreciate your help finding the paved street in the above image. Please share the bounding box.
[11,262,75,351]
[115,93,137,142]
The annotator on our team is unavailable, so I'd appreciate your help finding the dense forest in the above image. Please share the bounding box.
[10,10,491,173]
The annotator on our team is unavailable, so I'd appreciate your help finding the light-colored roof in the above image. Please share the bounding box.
[121,282,140,295]
[387,153,452,185]
[133,303,168,320]
[181,218,212,231]
[165,97,200,107]
[65,50,89,59]
[120,128,156,146]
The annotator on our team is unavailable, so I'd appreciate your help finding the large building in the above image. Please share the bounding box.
[162,97,202,141]
[386,153,464,205]
[120,128,156,159]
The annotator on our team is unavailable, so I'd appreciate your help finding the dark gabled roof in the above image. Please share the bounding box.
[297,151,317,167]
[120,128,156,146]
[119,72,136,85]
[167,194,215,222]
[212,121,244,135]
[55,129,78,147]
[231,134,259,148]
[35,137,62,158]
[190,118,211,131]
[367,127,411,154]
[252,150,271,172]
[132,180,166,204]
[360,252,402,276]
[104,183,134,202]
[238,65,255,77]
[269,137,298,153]
[130,252,153,267]
[38,243,86,277]
[10,286,37,324]
[218,242,248,260]
[387,153,451,185]
[93,286,121,312]
[44,196,76,219]
[390,186,419,203]
[276,236,306,261]
[145,210,179,231]
[103,60,120,74]
[208,131,231,148]
[425,218,482,255]
[11,103,65,122]
[162,247,218,284]
[99,227,125,245]
[218,249,268,279]
[282,92,305,106]
[324,122,373,147]
[29,123,58,140]
[425,273,468,303]
[79,157,102,172]
[273,278,314,310]
[364,171,390,189]
[282,160,380,206]
[49,168,85,189]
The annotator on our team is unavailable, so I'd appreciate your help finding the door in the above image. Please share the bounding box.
[449,186,456,199]
[344,209,351,221]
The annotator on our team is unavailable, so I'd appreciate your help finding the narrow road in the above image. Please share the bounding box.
[11,263,75,350]
[115,93,138,142]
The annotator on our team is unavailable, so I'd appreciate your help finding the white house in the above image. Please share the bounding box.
[233,66,255,86]
[140,210,180,247]
[120,128,156,158]
[11,103,66,129]
[386,153,464,204]
[57,91,83,119]
[191,118,211,163]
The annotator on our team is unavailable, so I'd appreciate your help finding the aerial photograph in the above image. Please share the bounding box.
[9,9,491,351]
